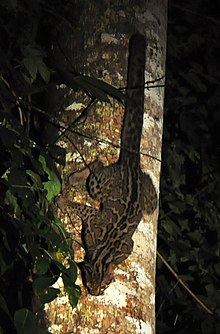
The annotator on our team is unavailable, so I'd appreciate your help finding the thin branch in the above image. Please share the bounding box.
[157,250,213,315]
[0,75,24,125]
[55,97,97,143]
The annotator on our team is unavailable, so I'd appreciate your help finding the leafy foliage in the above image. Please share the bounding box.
[0,2,120,334]
[14,309,46,334]
[157,1,220,333]
[0,87,80,331]
[0,1,125,332]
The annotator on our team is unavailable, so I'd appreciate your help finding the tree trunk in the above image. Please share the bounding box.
[46,1,167,333]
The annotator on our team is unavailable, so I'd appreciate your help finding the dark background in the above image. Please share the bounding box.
[157,1,220,333]
[0,0,220,333]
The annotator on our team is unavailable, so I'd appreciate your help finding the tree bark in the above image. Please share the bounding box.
[46,1,167,333]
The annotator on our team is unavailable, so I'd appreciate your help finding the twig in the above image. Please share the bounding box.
[157,250,213,315]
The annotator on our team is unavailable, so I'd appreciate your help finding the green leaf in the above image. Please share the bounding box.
[61,260,80,307]
[21,45,49,84]
[1,168,10,180]
[38,61,50,83]
[35,256,50,275]
[22,45,47,58]
[14,309,39,334]
[4,189,21,217]
[40,287,60,304]
[0,294,11,319]
[61,260,78,286]
[54,67,125,102]
[54,261,66,273]
[81,75,125,102]
[162,219,173,236]
[33,276,57,292]
[73,75,111,102]
[43,174,61,201]
[39,155,61,201]
[67,259,78,281]
[65,285,81,308]
[22,57,38,84]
